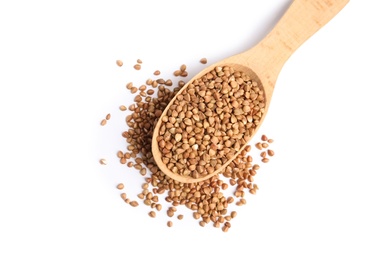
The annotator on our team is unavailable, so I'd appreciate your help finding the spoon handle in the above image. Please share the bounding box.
[248,0,349,81]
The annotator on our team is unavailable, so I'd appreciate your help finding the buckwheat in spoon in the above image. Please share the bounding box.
[152,0,349,183]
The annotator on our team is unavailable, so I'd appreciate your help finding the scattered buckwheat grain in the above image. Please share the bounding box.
[116,60,123,67]
[99,159,107,165]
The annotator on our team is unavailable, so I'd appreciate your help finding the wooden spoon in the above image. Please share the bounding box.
[152,0,349,183]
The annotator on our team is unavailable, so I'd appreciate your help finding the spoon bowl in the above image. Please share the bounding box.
[152,0,349,183]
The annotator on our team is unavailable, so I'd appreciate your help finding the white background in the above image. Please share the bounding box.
[1,0,389,259]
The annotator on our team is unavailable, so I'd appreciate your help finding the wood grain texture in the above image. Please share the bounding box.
[152,0,349,183]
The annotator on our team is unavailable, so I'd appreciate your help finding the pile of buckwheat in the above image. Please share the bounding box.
[99,58,274,232]
[157,65,266,179]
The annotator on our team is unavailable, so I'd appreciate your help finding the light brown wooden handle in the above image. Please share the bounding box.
[249,0,349,79]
